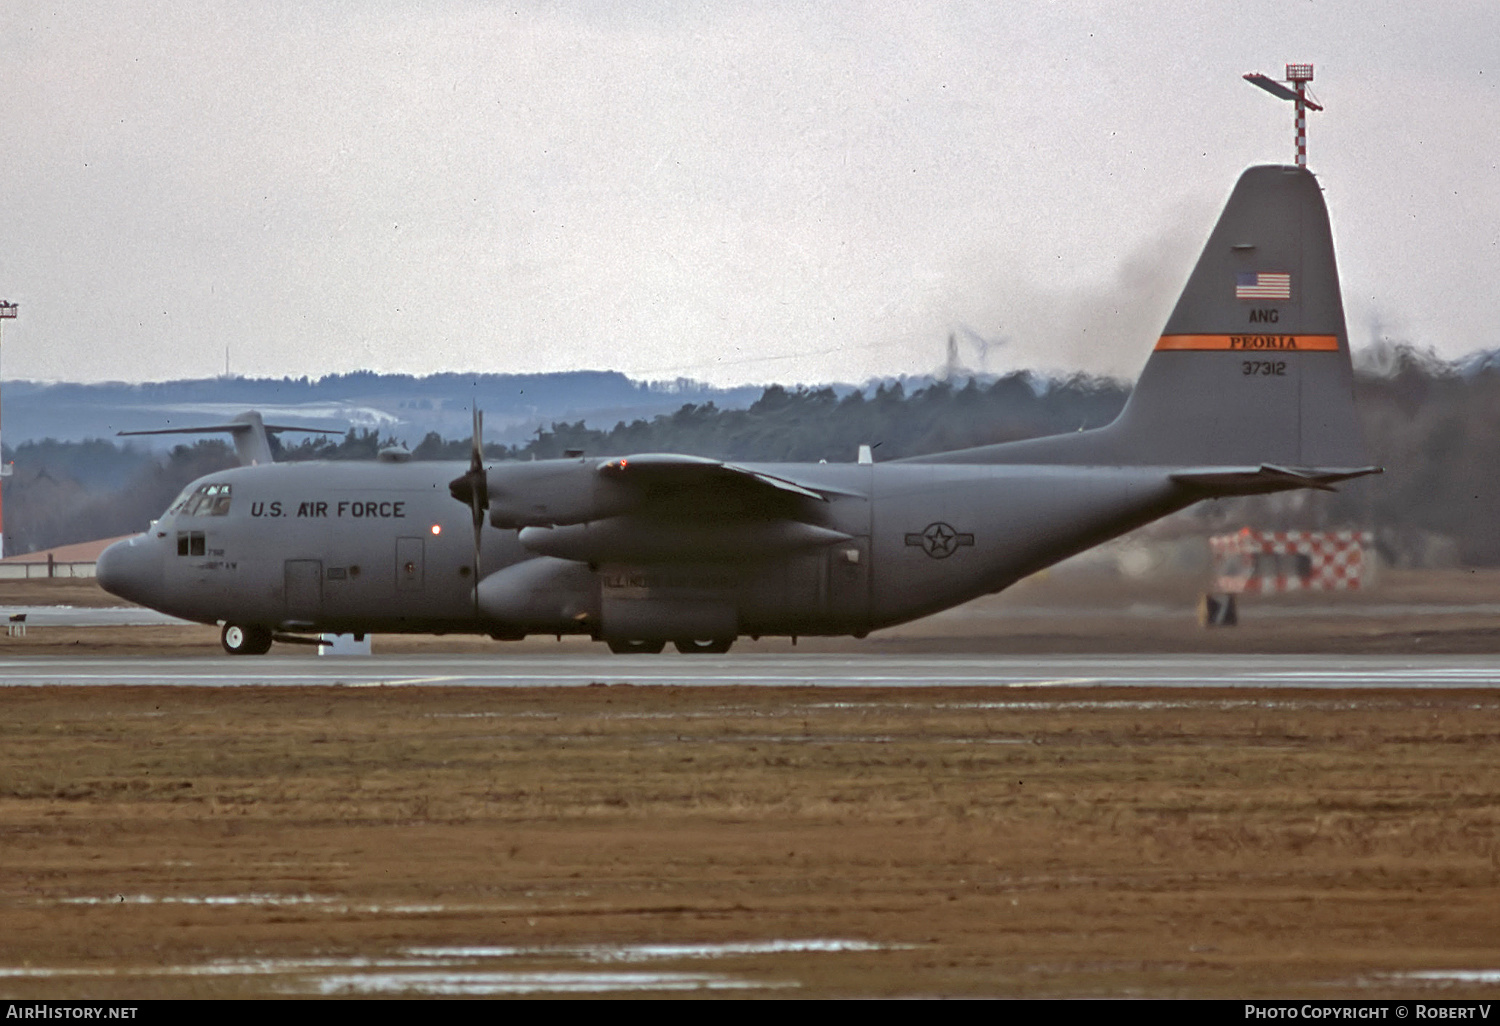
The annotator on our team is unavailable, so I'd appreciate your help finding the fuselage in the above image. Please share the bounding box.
[96,456,1195,641]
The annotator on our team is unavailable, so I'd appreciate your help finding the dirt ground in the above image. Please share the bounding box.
[3,684,1500,998]
[3,571,1500,998]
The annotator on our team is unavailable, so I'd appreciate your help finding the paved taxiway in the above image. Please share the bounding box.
[13,602,1500,627]
[2,652,1500,689]
[0,605,191,627]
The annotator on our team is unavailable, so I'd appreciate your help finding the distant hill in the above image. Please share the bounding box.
[0,371,773,448]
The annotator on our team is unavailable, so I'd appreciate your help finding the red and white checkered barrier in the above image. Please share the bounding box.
[1210,529,1373,594]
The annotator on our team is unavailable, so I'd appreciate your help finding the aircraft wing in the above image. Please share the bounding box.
[484,453,862,531]
[597,454,861,501]
[1169,464,1382,496]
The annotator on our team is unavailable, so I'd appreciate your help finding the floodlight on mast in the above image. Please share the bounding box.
[1244,64,1322,168]
[0,301,14,559]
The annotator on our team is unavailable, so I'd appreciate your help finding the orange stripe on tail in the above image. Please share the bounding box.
[1154,334,1340,352]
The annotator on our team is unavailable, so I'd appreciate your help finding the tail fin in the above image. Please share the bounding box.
[1106,164,1369,468]
[118,410,336,467]
[919,164,1373,472]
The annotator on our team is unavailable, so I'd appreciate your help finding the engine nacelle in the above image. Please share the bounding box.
[485,461,637,529]
[476,556,599,632]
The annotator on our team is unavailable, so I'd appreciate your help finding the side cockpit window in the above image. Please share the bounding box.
[166,486,195,516]
[173,483,233,518]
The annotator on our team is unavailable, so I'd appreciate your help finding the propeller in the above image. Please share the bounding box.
[447,407,489,616]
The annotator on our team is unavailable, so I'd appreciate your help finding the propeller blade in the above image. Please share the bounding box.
[445,407,490,618]
[473,410,487,615]
[470,407,484,473]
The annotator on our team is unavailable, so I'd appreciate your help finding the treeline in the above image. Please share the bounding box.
[273,374,1131,465]
[2,430,405,554]
[6,348,1500,565]
[3,440,239,555]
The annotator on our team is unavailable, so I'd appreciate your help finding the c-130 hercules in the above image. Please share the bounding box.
[98,165,1377,655]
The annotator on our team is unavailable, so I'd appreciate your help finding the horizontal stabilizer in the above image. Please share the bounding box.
[118,422,333,436]
[1170,464,1382,496]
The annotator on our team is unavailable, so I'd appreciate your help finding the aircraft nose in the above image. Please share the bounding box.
[96,535,164,607]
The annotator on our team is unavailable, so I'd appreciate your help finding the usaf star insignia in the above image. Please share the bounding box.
[904,522,975,559]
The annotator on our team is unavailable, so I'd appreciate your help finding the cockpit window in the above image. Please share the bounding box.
[172,482,233,517]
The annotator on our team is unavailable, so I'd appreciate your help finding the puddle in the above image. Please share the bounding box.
[56,894,337,907]
[310,970,784,995]
[45,894,510,915]
[0,957,452,979]
[407,939,891,962]
[0,938,886,995]
[1383,970,1500,985]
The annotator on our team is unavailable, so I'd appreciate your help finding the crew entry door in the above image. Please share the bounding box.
[284,559,323,622]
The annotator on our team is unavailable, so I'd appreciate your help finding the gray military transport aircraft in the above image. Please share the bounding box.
[98,164,1377,655]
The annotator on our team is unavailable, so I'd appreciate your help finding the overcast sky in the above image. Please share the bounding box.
[2,0,1496,387]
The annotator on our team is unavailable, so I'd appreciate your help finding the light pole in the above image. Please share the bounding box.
[0,301,14,558]
[1244,64,1323,168]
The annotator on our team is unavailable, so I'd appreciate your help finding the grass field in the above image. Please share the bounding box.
[3,683,1500,997]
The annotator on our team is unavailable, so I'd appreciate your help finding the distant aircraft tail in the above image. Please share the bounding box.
[118,411,336,467]
[923,164,1375,478]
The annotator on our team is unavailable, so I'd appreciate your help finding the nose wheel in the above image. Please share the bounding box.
[221,623,274,655]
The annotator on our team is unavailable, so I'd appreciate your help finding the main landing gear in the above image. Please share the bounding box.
[605,638,667,654]
[603,637,735,655]
[221,623,273,655]
[672,638,734,654]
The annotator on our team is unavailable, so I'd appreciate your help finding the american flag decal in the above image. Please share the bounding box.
[1236,272,1291,300]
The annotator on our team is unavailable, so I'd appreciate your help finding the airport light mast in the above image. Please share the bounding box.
[1244,63,1322,167]
[0,301,14,558]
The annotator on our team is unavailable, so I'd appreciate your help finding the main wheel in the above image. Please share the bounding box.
[672,638,734,654]
[606,638,667,654]
[221,623,273,655]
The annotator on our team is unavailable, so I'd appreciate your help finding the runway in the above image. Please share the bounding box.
[11,601,1500,627]
[2,651,1500,689]
[0,605,192,627]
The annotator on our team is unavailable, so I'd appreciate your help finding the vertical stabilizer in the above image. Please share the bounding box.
[1106,164,1368,468]
[915,164,1372,472]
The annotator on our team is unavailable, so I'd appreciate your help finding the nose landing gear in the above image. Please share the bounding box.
[221,623,274,655]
